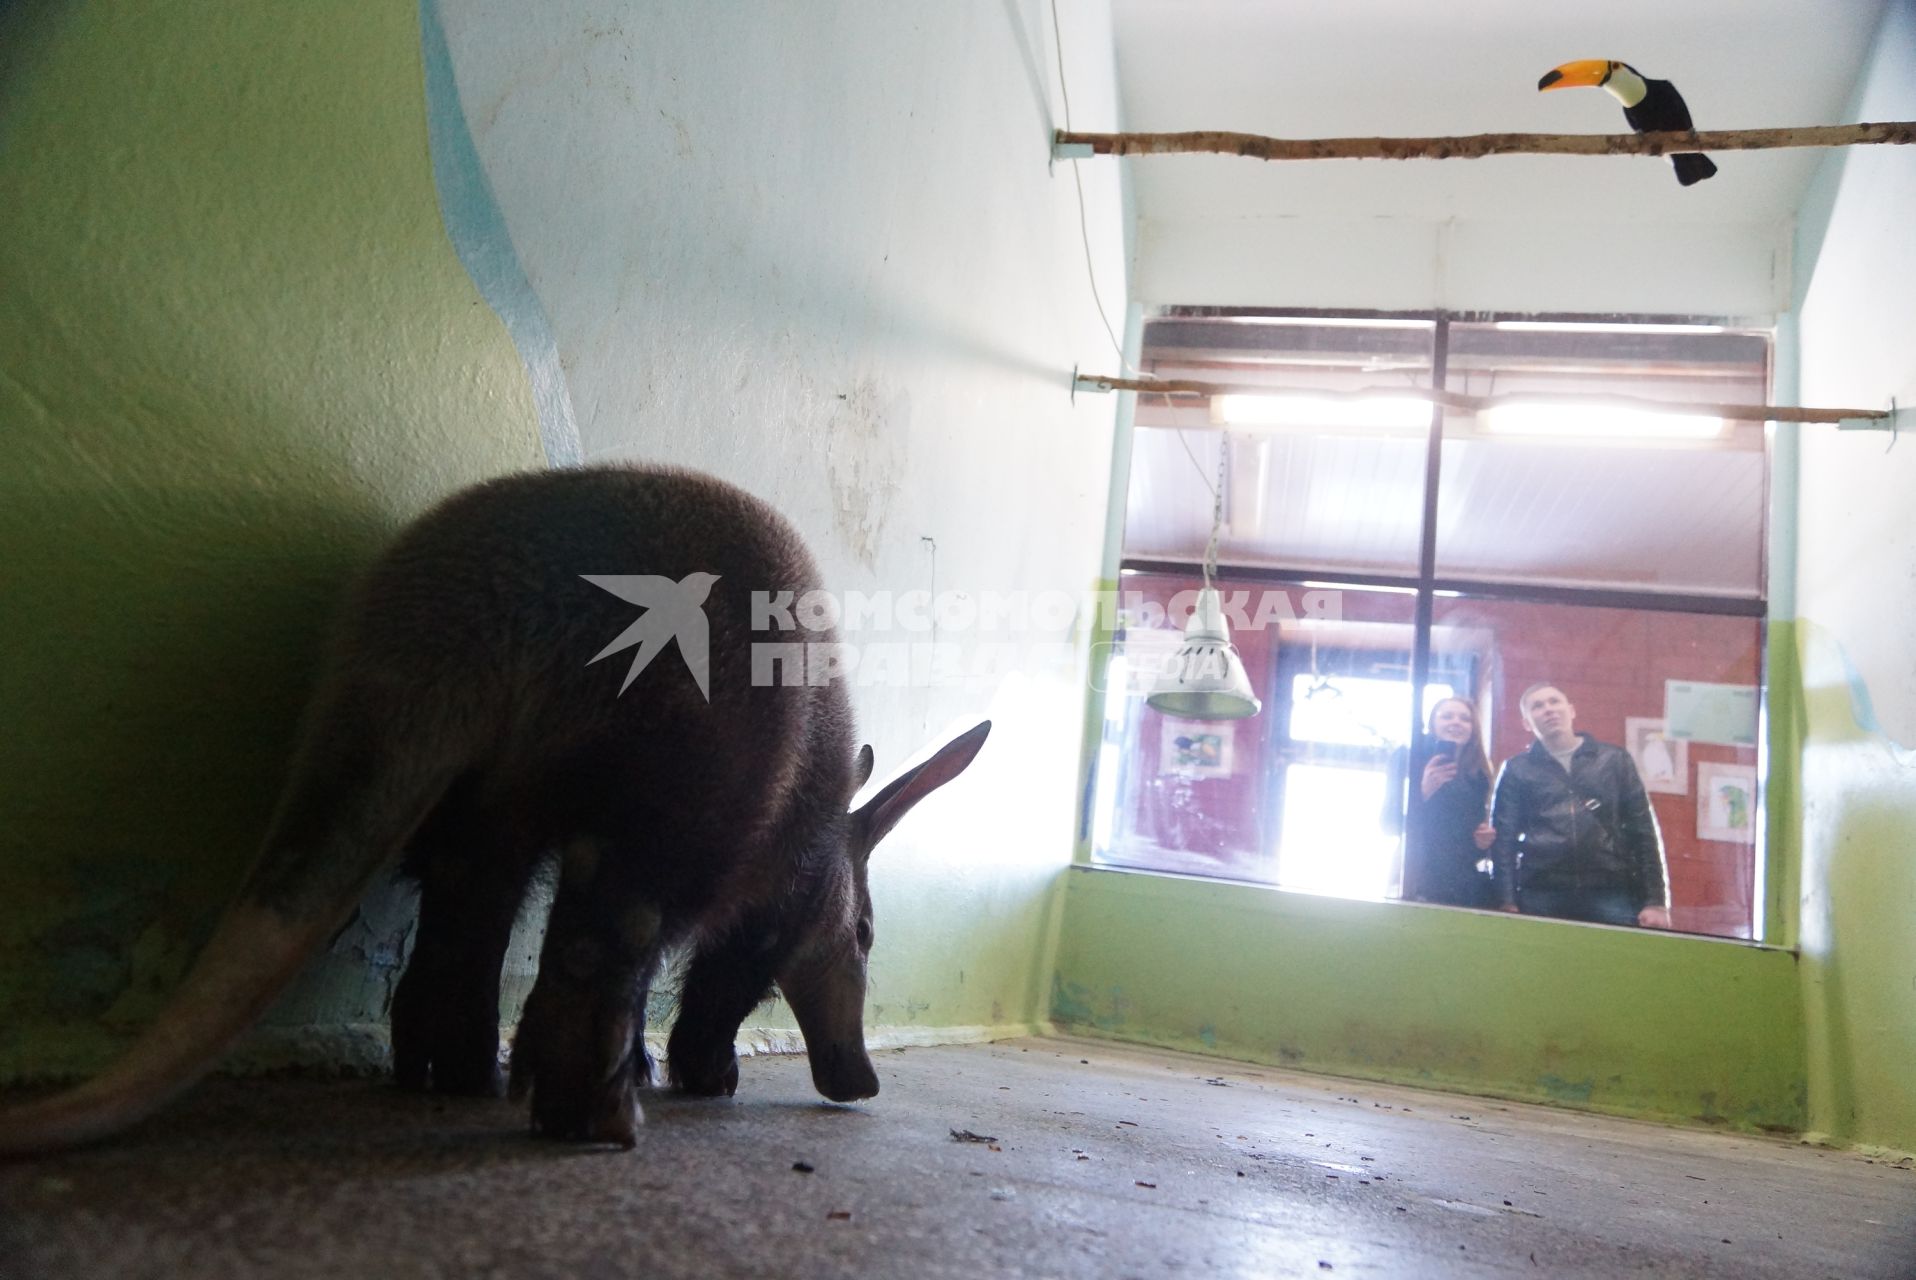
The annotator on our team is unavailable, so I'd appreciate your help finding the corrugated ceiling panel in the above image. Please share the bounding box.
[1124,315,1770,597]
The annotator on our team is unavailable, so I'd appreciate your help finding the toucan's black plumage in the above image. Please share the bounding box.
[1538,60,1717,186]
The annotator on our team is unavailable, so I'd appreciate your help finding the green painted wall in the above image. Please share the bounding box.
[0,0,543,1079]
[1795,624,1916,1153]
[1055,868,1807,1133]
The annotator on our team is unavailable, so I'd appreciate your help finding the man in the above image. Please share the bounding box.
[1489,684,1671,928]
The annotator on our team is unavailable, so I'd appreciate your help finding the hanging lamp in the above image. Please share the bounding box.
[1145,433,1262,721]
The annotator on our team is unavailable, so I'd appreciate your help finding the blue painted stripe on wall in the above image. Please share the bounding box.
[417,0,583,468]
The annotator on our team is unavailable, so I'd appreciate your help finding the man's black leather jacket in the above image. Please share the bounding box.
[1489,736,1669,911]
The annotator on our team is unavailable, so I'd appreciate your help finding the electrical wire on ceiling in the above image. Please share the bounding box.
[1049,0,1131,380]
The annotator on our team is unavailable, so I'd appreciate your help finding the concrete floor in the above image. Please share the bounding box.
[2,1037,1911,1279]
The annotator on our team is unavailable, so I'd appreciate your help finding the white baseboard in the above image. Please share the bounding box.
[219,1018,1056,1078]
[728,1020,1055,1058]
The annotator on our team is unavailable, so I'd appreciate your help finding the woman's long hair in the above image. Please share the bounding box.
[1428,696,1491,782]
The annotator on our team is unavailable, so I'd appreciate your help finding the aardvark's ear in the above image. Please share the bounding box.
[850,721,991,855]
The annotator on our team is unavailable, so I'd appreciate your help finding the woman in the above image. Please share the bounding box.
[1382,697,1498,909]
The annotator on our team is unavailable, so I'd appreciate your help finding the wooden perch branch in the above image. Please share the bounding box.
[1076,374,1889,425]
[1055,122,1916,163]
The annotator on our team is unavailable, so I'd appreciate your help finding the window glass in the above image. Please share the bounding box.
[1096,311,1769,939]
[1124,317,1435,576]
[1429,595,1762,939]
[1435,323,1768,595]
[1090,572,1417,895]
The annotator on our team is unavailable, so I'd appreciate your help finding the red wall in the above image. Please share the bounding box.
[1106,574,1279,879]
[1444,598,1760,938]
[1103,572,1414,882]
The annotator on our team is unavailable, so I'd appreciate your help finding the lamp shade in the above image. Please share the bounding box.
[1145,587,1263,720]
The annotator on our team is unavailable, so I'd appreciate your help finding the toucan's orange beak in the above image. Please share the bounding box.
[1538,59,1612,92]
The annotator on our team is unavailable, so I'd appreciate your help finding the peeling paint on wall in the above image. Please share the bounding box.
[1805,621,1916,761]
[1050,973,1096,1026]
[1537,1075,1595,1104]
[825,378,908,571]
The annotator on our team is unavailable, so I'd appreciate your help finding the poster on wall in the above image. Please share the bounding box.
[1624,716,1688,795]
[1696,762,1758,842]
[1160,720,1235,779]
[1665,680,1759,745]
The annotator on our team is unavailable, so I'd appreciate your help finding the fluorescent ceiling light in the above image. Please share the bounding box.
[1490,321,1727,335]
[1212,393,1432,431]
[1480,403,1728,440]
[1296,580,1419,595]
[1221,316,1433,330]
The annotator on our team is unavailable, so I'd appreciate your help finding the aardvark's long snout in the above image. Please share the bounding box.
[777,951,877,1104]
[810,1041,880,1103]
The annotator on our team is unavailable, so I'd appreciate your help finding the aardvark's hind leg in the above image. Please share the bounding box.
[391,786,541,1097]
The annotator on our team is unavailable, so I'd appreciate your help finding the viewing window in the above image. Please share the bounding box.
[1089,311,1770,940]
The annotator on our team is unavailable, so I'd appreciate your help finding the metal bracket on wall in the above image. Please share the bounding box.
[1836,398,1901,450]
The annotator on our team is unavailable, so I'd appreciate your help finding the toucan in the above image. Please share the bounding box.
[1538,60,1717,186]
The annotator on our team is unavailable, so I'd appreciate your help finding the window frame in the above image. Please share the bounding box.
[1091,306,1775,940]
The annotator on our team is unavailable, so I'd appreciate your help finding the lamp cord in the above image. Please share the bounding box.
[1201,433,1226,589]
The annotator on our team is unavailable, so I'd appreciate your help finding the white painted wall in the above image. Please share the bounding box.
[1113,0,1885,314]
[1136,216,1788,315]
[433,1,1131,1041]
[1794,0,1916,749]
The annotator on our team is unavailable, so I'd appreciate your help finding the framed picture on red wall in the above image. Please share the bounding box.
[1159,720,1235,780]
[1696,762,1757,842]
[1625,716,1688,796]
